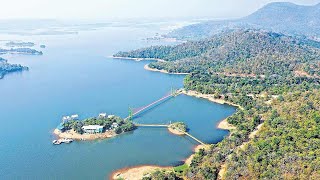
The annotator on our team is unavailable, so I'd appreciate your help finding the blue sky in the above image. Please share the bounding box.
[0,0,319,20]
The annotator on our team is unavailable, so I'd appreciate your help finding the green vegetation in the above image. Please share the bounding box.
[142,170,182,180]
[116,30,320,78]
[174,164,188,176]
[0,57,28,79]
[115,29,320,179]
[225,90,320,179]
[62,116,135,134]
[169,122,188,132]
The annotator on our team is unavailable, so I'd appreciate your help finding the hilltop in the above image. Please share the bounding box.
[167,2,320,40]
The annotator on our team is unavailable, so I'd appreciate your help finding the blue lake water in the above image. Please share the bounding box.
[0,26,236,179]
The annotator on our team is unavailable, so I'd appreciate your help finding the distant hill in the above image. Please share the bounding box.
[115,29,320,78]
[167,2,320,40]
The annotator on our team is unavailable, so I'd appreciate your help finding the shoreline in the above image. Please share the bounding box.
[109,59,239,179]
[112,56,189,75]
[181,89,241,109]
[111,56,166,62]
[111,165,173,180]
[144,64,189,75]
[53,129,116,141]
[217,118,236,130]
[181,90,238,130]
[109,88,239,179]
[111,144,207,180]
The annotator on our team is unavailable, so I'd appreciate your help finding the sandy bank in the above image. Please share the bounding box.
[53,129,116,141]
[168,127,185,136]
[111,144,208,180]
[111,165,172,180]
[217,118,236,130]
[181,90,240,108]
[144,64,189,75]
[181,90,239,131]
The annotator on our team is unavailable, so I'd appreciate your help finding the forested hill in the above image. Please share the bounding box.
[115,30,320,179]
[115,30,320,78]
[167,2,320,40]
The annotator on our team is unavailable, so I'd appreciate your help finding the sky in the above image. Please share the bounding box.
[0,0,319,20]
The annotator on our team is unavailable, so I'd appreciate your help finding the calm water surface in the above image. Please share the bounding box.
[0,26,236,179]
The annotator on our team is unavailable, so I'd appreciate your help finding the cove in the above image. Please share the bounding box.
[0,26,236,179]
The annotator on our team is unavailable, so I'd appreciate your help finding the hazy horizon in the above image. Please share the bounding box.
[0,0,319,21]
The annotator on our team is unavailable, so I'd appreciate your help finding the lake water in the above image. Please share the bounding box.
[0,26,236,179]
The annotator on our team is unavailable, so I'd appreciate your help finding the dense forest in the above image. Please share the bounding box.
[114,29,320,179]
[115,30,320,78]
[0,57,28,79]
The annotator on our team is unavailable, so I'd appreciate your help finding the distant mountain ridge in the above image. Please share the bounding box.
[167,2,320,40]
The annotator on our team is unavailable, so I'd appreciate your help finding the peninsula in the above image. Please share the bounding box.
[0,48,43,55]
[0,57,28,79]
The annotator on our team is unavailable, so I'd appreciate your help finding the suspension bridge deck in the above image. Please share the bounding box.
[123,88,207,146]
[184,132,207,146]
[134,124,169,127]
[134,123,207,146]
[124,89,182,120]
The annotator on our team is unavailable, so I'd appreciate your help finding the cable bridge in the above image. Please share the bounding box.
[124,88,180,121]
[124,88,207,146]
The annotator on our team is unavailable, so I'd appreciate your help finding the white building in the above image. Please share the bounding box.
[62,116,71,122]
[82,125,104,134]
[108,115,115,119]
[98,113,107,118]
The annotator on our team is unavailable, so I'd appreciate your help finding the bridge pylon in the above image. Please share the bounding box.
[171,87,177,96]
[128,107,133,121]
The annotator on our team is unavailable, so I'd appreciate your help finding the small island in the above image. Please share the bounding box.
[5,41,35,47]
[53,113,136,142]
[168,122,187,135]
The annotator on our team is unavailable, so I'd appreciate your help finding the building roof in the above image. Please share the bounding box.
[82,125,104,130]
[71,114,79,118]
[99,113,107,118]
